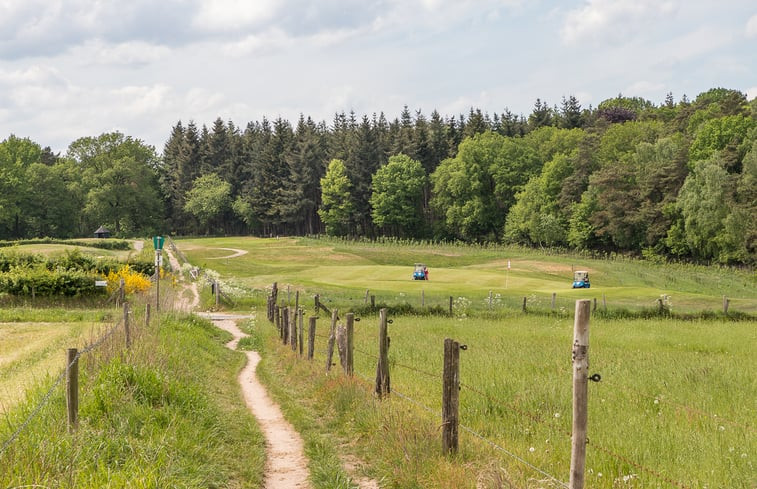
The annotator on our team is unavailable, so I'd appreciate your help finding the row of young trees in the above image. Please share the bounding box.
[0,88,754,264]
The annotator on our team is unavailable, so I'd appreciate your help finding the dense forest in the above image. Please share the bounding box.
[1,88,755,265]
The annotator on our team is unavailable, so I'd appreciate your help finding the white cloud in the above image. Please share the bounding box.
[70,40,171,66]
[624,80,666,96]
[746,86,757,100]
[193,0,278,32]
[746,14,757,38]
[561,0,677,44]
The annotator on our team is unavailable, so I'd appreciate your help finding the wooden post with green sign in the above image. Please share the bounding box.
[153,236,164,312]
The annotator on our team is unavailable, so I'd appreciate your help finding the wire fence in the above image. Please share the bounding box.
[268,297,706,489]
[0,311,132,459]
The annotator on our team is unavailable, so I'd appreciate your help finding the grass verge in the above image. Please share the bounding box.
[0,310,266,488]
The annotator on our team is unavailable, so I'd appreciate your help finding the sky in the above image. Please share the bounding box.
[1,0,755,154]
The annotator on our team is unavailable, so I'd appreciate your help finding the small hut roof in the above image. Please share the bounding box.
[94,225,110,234]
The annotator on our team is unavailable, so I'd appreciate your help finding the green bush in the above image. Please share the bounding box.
[0,266,103,296]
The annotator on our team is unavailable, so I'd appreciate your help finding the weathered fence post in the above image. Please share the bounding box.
[145,303,151,326]
[370,295,376,308]
[287,285,291,305]
[298,308,304,356]
[442,338,460,455]
[449,296,453,316]
[66,348,79,432]
[282,306,289,345]
[271,282,278,306]
[295,290,299,312]
[325,309,338,372]
[123,302,131,349]
[723,296,730,314]
[365,289,369,304]
[215,280,220,307]
[522,296,527,313]
[570,299,592,489]
[289,307,297,351]
[314,294,320,316]
[275,305,281,338]
[421,290,425,308]
[344,313,354,376]
[552,292,557,310]
[308,317,316,360]
[118,278,125,307]
[375,308,390,398]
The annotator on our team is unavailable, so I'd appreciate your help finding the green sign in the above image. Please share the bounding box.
[153,236,164,250]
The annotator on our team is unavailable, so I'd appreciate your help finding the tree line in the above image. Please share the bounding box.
[1,88,754,265]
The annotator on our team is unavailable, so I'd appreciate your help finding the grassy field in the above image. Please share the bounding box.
[0,255,266,488]
[181,236,755,488]
[0,308,113,413]
[179,236,756,316]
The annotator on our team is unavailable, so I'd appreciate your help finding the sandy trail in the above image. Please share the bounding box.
[210,316,312,489]
[209,248,249,259]
[165,242,377,488]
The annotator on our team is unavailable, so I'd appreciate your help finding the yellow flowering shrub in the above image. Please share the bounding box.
[105,265,152,296]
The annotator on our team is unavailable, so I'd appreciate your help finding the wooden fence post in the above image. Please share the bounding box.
[723,296,730,314]
[271,282,278,305]
[522,296,527,313]
[123,302,131,349]
[552,292,557,310]
[290,307,297,351]
[215,280,220,307]
[275,306,281,338]
[326,309,338,372]
[344,313,354,376]
[308,317,316,360]
[370,295,376,308]
[421,290,425,308]
[442,338,460,455]
[295,290,299,313]
[570,299,591,489]
[375,308,390,398]
[145,303,151,326]
[282,306,289,345]
[314,294,320,316]
[365,289,369,304]
[449,296,453,316]
[298,308,304,356]
[118,278,125,307]
[66,348,79,432]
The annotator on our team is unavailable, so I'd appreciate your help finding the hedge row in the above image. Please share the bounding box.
[0,237,131,250]
[0,250,154,276]
[0,267,104,297]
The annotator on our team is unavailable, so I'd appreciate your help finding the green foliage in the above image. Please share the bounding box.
[183,173,232,232]
[370,154,427,236]
[0,265,101,296]
[319,159,354,236]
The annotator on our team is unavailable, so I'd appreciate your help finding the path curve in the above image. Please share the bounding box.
[208,315,312,489]
[209,248,249,259]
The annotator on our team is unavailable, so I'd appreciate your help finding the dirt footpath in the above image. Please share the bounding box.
[212,316,312,489]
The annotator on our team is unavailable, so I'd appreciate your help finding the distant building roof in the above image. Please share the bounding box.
[94,226,110,235]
